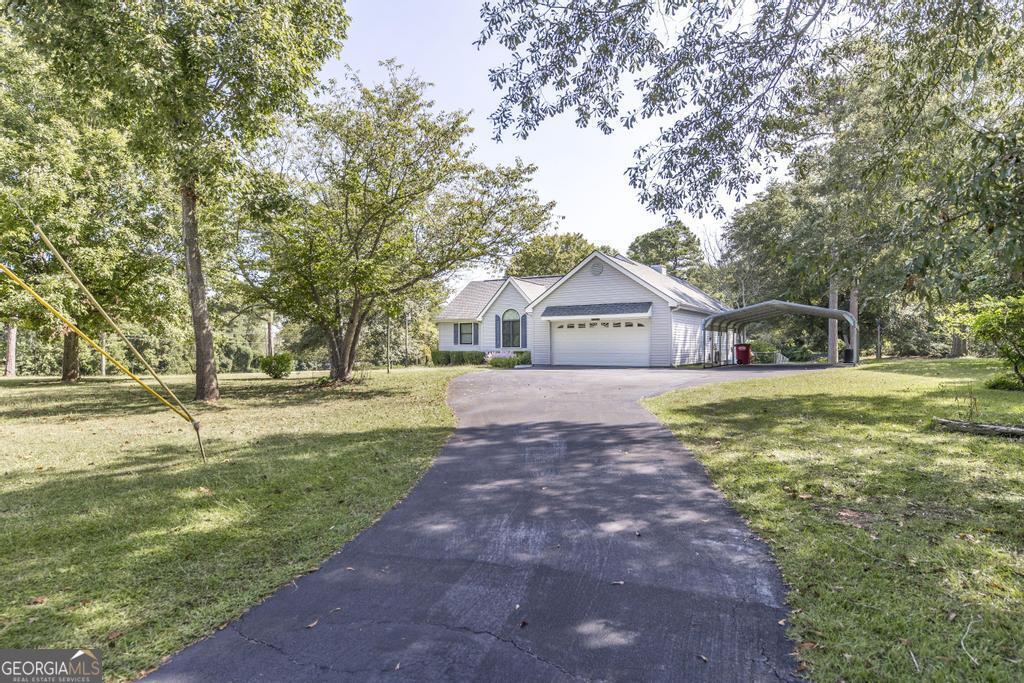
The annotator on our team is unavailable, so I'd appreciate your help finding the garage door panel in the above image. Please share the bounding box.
[551,320,650,367]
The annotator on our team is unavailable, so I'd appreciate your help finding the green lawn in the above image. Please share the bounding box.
[647,358,1024,681]
[0,367,473,681]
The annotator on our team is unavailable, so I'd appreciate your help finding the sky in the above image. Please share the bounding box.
[322,0,770,281]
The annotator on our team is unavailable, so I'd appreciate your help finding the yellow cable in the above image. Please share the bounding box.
[0,262,198,428]
[4,192,196,424]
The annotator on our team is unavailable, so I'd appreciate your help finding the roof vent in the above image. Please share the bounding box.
[651,264,666,275]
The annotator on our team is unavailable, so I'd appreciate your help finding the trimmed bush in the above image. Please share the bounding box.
[259,352,294,379]
[512,350,531,365]
[488,355,518,369]
[429,349,486,366]
[985,373,1024,391]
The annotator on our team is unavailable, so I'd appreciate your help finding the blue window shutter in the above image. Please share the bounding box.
[453,323,459,345]
[473,323,479,345]
[495,314,501,348]
[520,314,528,348]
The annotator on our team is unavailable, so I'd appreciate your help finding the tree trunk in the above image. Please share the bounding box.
[876,319,882,360]
[181,178,219,401]
[827,279,839,364]
[326,327,346,381]
[4,324,15,377]
[848,286,859,363]
[61,331,80,383]
[950,333,967,358]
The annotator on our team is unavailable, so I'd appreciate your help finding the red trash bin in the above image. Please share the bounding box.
[734,343,752,365]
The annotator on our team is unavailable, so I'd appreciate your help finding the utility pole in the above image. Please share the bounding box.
[99,331,107,376]
[4,324,16,377]
[266,311,275,356]
[876,319,882,360]
[404,311,410,366]
[386,316,391,373]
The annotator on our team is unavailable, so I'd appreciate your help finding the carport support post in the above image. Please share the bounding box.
[849,287,859,363]
[827,279,838,364]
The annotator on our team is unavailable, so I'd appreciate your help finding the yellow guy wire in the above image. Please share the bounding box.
[0,263,206,460]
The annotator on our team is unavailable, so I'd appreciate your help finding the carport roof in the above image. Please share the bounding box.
[702,300,857,331]
[541,302,652,318]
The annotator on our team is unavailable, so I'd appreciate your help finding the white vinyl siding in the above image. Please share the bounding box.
[531,259,673,366]
[480,284,531,351]
[551,320,650,366]
[436,321,480,351]
[671,309,708,366]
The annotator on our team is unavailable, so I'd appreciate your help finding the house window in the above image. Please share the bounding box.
[501,309,520,347]
[613,322,622,327]
[625,322,633,327]
[460,323,474,345]
[637,322,645,327]
[567,323,575,329]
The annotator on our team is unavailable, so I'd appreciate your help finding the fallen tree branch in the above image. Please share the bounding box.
[932,418,1024,439]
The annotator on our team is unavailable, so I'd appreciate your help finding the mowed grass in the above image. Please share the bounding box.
[0,367,474,681]
[646,358,1024,681]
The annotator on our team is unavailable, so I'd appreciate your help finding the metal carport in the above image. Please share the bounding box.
[700,299,859,367]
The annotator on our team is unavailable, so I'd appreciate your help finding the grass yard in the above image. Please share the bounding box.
[647,358,1024,681]
[0,367,474,681]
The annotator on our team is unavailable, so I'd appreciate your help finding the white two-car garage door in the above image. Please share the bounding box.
[551,320,650,366]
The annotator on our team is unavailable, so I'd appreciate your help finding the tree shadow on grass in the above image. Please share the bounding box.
[857,358,1004,380]
[0,375,407,422]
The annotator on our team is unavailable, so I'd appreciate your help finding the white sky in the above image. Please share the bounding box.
[323,0,774,285]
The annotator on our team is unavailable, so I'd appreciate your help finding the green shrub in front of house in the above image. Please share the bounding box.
[513,350,531,365]
[430,349,486,366]
[488,356,518,368]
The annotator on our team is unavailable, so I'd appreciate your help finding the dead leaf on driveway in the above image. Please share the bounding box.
[306,618,319,629]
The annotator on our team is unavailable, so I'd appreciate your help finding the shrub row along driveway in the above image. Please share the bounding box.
[148,366,813,681]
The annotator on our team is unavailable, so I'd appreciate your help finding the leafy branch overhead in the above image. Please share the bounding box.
[239,65,553,382]
[478,0,1022,222]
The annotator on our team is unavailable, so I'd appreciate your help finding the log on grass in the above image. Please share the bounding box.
[932,417,1024,438]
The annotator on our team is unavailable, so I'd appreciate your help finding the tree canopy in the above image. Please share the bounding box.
[240,67,553,381]
[506,232,614,277]
[627,221,705,282]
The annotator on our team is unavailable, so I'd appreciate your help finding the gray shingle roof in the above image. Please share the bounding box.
[541,302,652,317]
[436,279,504,320]
[611,254,727,312]
[436,275,563,321]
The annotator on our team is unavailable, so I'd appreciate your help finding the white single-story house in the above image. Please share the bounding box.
[435,251,729,367]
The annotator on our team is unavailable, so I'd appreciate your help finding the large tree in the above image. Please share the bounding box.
[241,68,552,382]
[506,232,614,277]
[627,221,705,282]
[7,1,350,400]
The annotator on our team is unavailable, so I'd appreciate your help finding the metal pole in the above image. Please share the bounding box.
[386,317,391,373]
[404,311,410,366]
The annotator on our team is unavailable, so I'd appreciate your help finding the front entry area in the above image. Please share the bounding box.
[550,319,650,366]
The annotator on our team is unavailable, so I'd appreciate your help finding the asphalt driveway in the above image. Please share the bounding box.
[147,366,813,682]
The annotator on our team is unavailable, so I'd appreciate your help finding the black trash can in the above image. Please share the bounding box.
[842,348,855,363]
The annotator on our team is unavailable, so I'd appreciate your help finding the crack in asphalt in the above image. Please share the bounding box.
[422,620,586,681]
[230,624,335,676]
